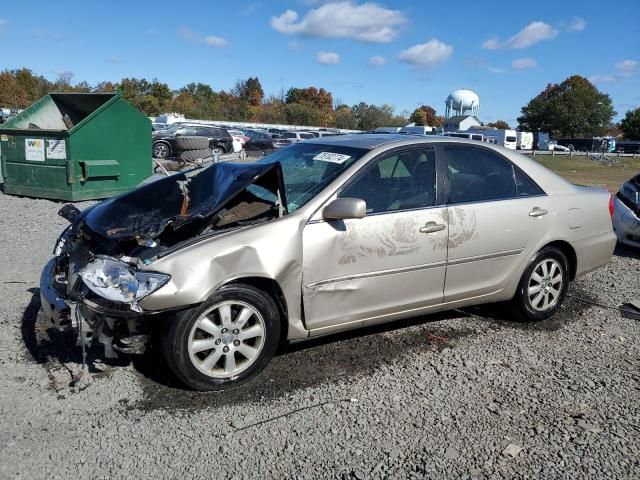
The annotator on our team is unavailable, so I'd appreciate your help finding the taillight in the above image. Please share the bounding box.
[609,194,614,218]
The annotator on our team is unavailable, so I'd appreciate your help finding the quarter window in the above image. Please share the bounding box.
[340,149,436,214]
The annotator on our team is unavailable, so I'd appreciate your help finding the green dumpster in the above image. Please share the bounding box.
[0,92,151,201]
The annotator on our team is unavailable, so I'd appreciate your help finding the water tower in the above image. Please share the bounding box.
[445,89,480,118]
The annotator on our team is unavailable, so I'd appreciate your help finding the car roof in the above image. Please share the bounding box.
[303,133,454,149]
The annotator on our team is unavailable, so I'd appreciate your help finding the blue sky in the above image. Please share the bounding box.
[1,0,638,125]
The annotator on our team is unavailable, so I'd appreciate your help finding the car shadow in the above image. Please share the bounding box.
[21,283,598,410]
[21,288,130,386]
[614,244,640,260]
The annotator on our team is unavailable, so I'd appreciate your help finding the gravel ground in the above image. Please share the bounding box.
[0,185,639,479]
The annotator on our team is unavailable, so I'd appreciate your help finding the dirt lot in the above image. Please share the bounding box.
[530,154,640,193]
[0,183,639,479]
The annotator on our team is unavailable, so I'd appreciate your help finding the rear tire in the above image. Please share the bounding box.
[509,246,569,322]
[161,284,281,391]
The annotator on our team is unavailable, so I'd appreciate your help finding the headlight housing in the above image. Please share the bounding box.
[78,256,170,305]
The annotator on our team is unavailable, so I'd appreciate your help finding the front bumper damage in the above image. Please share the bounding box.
[39,161,288,360]
[40,257,152,358]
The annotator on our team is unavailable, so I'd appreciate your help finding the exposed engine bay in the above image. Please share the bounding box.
[46,161,287,358]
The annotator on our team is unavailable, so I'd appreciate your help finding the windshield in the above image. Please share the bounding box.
[258,143,367,212]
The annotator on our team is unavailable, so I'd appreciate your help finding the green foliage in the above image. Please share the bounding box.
[0,68,411,129]
[620,107,640,140]
[408,105,443,127]
[518,75,616,137]
[352,102,406,131]
[487,120,510,129]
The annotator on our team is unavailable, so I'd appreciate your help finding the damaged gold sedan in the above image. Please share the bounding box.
[40,135,617,390]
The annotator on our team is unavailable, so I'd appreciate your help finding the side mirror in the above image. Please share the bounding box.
[323,198,366,221]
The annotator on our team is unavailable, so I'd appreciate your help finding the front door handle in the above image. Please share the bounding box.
[419,222,446,234]
[529,207,548,217]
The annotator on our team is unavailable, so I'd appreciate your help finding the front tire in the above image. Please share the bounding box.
[161,284,281,391]
[510,246,569,322]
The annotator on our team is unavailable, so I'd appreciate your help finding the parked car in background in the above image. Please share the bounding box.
[41,135,616,390]
[398,126,436,135]
[373,127,401,133]
[444,132,484,142]
[152,125,233,159]
[547,142,570,152]
[613,173,640,248]
[281,131,316,143]
[247,129,294,151]
[467,128,517,150]
[227,129,250,153]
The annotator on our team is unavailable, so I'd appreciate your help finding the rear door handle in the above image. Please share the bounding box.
[529,207,548,217]
[419,222,446,234]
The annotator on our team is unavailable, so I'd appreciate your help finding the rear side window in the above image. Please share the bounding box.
[506,136,517,143]
[284,132,297,139]
[300,133,315,139]
[445,147,517,204]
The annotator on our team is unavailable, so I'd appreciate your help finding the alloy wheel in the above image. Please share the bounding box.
[527,259,563,312]
[187,301,266,378]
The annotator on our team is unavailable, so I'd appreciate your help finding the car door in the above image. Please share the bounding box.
[442,144,552,302]
[302,146,449,332]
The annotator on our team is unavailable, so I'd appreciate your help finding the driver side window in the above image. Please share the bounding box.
[340,148,436,214]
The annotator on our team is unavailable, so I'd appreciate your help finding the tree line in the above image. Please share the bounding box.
[0,68,637,138]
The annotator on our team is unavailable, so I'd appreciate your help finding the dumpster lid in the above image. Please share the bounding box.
[0,93,118,133]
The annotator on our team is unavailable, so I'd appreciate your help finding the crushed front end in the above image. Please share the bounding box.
[39,161,287,359]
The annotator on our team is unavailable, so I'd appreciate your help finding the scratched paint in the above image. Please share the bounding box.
[447,207,479,248]
[338,216,421,265]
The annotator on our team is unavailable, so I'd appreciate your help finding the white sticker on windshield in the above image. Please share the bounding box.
[313,152,351,164]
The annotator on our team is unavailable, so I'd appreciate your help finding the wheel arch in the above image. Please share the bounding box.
[222,276,289,343]
[541,240,577,280]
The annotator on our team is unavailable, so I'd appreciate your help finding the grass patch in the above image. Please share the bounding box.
[529,154,640,193]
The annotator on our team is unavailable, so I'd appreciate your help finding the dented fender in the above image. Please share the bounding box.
[138,214,309,340]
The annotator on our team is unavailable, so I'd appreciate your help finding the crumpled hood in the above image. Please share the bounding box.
[81,161,287,242]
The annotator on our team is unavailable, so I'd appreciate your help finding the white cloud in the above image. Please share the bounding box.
[288,41,301,51]
[398,39,453,68]
[589,74,615,84]
[316,50,340,64]
[203,35,229,47]
[368,55,386,67]
[487,66,506,74]
[569,17,586,31]
[481,37,498,50]
[512,57,537,69]
[271,2,406,43]
[482,21,557,50]
[107,56,123,64]
[615,59,638,76]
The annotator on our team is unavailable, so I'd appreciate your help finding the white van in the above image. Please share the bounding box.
[516,131,533,150]
[468,129,517,149]
[444,132,484,141]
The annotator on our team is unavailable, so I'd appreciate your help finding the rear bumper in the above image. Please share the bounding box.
[571,230,617,278]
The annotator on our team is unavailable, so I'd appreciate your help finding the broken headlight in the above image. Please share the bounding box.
[78,257,169,304]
